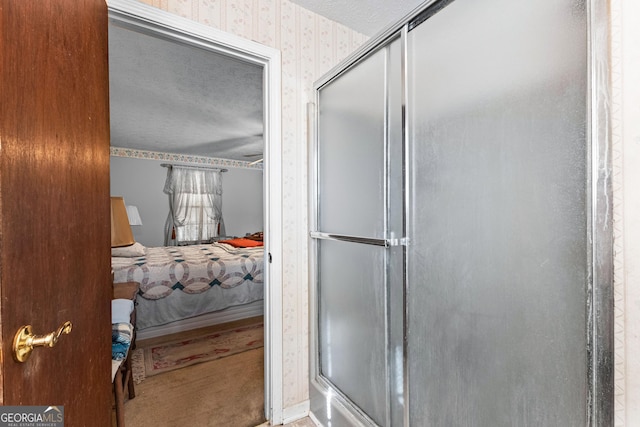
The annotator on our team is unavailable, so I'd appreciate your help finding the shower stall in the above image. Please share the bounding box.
[308,0,612,425]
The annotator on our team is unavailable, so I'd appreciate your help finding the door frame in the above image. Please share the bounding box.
[309,0,613,425]
[107,0,284,423]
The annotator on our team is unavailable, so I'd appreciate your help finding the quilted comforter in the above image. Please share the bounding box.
[112,243,264,300]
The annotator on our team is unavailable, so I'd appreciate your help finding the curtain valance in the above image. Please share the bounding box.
[163,166,223,196]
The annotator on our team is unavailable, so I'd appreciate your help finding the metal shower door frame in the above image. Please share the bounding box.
[308,0,613,424]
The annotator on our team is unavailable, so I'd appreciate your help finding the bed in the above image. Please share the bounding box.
[112,239,264,339]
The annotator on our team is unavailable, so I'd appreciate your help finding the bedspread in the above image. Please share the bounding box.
[112,243,264,300]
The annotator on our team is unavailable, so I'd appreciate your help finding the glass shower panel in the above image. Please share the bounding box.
[407,0,588,425]
[318,239,387,425]
[314,43,396,426]
[318,49,386,239]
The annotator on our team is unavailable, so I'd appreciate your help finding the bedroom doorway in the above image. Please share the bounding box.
[108,0,283,423]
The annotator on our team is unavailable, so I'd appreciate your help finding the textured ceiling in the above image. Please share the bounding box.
[108,1,424,162]
[290,0,426,36]
[109,23,264,162]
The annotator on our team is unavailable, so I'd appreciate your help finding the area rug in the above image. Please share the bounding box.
[131,322,263,383]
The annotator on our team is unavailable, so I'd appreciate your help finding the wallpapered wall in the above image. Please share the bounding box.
[136,0,368,409]
[614,1,640,425]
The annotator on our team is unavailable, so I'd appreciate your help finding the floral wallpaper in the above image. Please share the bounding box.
[613,0,640,424]
[136,0,368,410]
[611,0,624,423]
[110,147,264,169]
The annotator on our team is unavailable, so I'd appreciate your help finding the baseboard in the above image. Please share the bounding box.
[137,300,264,340]
[308,411,322,427]
[282,400,310,424]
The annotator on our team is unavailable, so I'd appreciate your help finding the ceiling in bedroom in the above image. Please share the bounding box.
[108,1,424,162]
[108,23,264,162]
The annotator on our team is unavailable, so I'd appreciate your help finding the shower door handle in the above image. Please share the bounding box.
[310,231,407,247]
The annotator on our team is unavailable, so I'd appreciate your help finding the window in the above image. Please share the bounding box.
[163,166,225,245]
[174,193,220,244]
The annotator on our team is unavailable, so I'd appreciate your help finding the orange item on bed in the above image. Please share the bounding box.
[218,238,264,248]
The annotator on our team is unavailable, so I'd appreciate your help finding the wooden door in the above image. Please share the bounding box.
[0,0,112,425]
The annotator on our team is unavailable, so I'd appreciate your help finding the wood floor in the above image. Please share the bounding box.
[136,315,263,348]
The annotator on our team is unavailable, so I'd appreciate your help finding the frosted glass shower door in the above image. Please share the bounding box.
[310,38,402,427]
[406,0,590,425]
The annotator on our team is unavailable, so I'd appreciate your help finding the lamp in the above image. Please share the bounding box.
[111,196,134,247]
[125,205,143,226]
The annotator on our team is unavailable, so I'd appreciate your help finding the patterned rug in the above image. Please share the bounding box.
[131,322,263,383]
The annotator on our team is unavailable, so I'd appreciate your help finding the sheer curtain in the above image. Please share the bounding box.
[163,166,226,245]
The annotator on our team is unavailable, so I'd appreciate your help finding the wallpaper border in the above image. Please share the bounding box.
[110,146,263,170]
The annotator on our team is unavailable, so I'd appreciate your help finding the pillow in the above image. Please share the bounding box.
[218,238,264,248]
[111,241,147,257]
[245,232,263,241]
[111,299,134,324]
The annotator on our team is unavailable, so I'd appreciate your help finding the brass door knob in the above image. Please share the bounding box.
[12,321,72,363]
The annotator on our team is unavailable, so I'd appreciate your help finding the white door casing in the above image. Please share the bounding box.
[107,0,284,423]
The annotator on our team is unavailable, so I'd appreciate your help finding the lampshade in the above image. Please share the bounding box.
[126,205,143,226]
[111,196,135,247]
